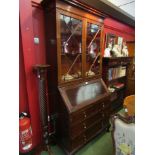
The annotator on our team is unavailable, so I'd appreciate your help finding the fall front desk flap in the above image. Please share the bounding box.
[58,78,109,112]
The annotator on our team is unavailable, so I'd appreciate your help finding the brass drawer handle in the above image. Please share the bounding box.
[102,103,105,108]
[83,112,87,118]
[83,135,87,142]
[84,138,87,142]
[83,123,87,129]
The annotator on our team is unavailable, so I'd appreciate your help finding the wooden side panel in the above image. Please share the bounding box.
[126,42,135,57]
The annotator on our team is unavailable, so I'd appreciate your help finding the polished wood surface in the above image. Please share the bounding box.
[56,0,104,23]
[126,41,135,57]
[42,0,109,154]
[126,57,135,96]
[126,78,135,96]
[57,78,110,154]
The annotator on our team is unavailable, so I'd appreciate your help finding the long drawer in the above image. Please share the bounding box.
[70,113,103,138]
[71,121,102,150]
[70,103,100,124]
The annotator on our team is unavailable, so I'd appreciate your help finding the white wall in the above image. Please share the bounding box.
[100,0,135,17]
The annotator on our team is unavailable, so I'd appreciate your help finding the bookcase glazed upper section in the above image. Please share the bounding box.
[42,0,104,86]
[57,9,104,85]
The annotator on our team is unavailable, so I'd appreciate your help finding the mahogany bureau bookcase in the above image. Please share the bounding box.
[41,0,110,154]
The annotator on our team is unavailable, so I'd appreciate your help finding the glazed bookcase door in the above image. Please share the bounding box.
[85,21,103,78]
[58,12,83,83]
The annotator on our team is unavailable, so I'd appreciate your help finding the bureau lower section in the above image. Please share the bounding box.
[56,98,110,155]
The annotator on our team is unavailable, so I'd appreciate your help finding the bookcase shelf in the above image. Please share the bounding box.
[102,57,131,113]
[108,76,126,83]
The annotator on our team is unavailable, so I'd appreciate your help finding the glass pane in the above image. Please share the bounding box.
[60,14,82,82]
[86,23,101,77]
